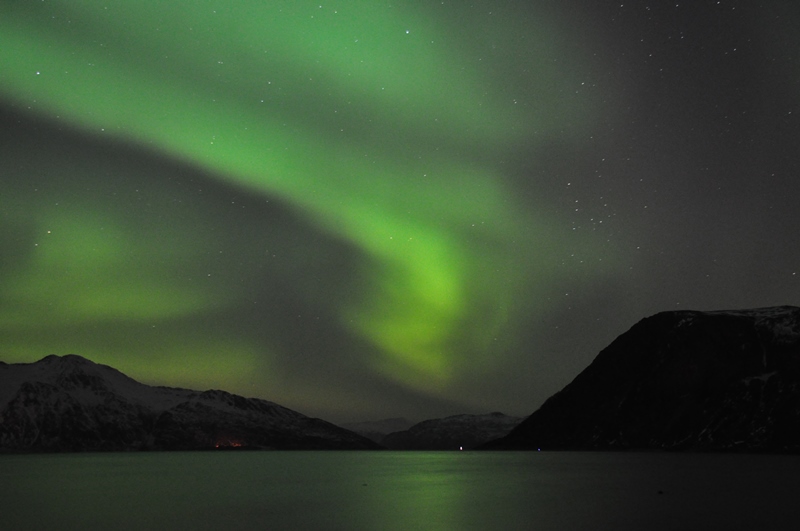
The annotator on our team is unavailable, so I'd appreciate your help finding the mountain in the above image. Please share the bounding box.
[339,417,413,444]
[485,306,800,452]
[382,412,522,450]
[0,354,381,452]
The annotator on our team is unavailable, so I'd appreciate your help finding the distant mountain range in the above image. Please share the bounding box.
[0,355,380,452]
[9,305,800,453]
[380,412,522,450]
[340,417,414,444]
[486,306,800,452]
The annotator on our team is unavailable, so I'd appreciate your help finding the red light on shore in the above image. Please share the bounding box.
[215,439,244,448]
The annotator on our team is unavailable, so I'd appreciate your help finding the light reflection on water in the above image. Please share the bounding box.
[2,451,800,530]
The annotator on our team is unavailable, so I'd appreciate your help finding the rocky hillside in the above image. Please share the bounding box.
[382,412,522,450]
[486,306,800,452]
[0,354,380,452]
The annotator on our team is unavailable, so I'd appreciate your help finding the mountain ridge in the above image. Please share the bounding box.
[381,412,522,450]
[484,305,800,452]
[0,354,380,452]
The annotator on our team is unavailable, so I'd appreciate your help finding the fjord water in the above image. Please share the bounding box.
[2,451,800,530]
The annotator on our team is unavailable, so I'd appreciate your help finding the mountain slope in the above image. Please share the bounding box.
[382,412,522,450]
[485,306,800,452]
[0,355,380,452]
[340,417,414,444]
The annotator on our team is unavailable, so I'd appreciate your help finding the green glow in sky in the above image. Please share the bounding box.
[0,1,612,419]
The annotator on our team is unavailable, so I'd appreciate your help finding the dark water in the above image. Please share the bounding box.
[2,451,800,530]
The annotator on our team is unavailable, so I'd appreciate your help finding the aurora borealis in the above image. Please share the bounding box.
[2,1,799,422]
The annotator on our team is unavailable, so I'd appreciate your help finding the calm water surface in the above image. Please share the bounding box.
[2,451,799,530]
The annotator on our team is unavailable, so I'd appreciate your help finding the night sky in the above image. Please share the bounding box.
[2,1,798,423]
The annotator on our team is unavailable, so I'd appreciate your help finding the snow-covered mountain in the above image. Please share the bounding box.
[381,412,522,450]
[485,306,800,452]
[0,354,380,452]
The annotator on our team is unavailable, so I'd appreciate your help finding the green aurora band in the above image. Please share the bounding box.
[0,1,613,416]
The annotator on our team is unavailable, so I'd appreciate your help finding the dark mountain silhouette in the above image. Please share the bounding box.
[382,412,522,450]
[340,417,413,444]
[0,354,380,452]
[485,306,800,452]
